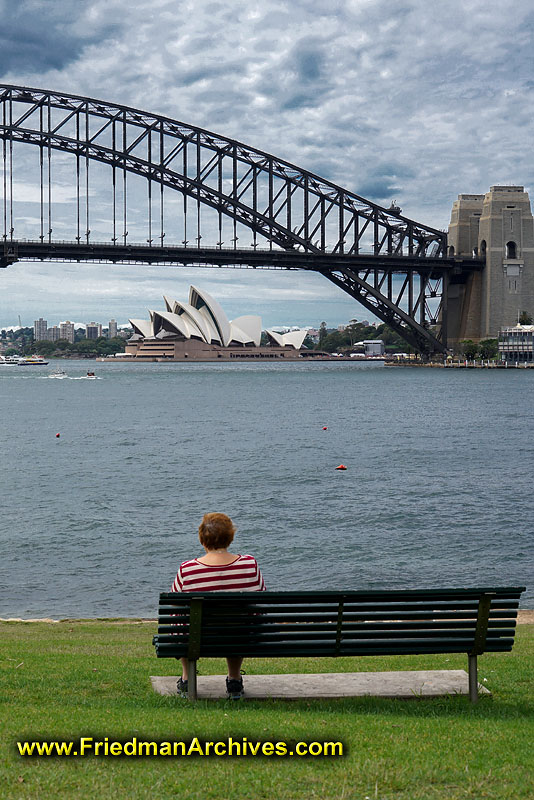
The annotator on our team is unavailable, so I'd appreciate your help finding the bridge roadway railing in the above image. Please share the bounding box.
[1,239,481,273]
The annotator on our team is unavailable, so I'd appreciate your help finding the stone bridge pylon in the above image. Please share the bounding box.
[446,185,534,345]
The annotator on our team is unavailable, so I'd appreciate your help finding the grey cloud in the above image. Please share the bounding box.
[368,163,416,180]
[280,92,317,111]
[180,36,220,56]
[356,180,402,202]
[178,60,249,88]
[291,37,325,84]
[0,0,119,74]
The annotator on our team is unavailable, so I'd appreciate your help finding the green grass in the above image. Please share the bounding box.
[1,621,533,800]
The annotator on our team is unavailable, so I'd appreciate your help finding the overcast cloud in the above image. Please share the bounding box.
[1,0,533,328]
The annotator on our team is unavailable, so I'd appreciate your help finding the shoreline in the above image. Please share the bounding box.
[3,610,534,624]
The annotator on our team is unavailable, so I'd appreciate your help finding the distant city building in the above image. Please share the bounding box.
[47,326,60,341]
[86,322,102,339]
[59,321,75,343]
[34,318,47,341]
[108,319,118,339]
[499,324,534,362]
[337,324,347,332]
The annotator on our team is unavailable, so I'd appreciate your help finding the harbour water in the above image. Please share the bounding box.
[0,359,531,617]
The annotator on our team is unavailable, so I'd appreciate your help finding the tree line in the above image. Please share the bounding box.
[4,333,126,357]
[310,320,411,354]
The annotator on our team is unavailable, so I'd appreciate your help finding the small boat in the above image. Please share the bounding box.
[86,370,96,378]
[49,368,67,378]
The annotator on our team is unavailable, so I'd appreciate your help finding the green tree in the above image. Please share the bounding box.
[460,339,478,359]
[318,321,327,346]
[32,340,56,355]
[320,330,348,353]
[74,339,98,355]
[519,311,533,325]
[345,319,368,347]
[478,338,498,359]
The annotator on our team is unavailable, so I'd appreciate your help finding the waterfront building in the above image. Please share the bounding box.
[59,321,75,343]
[34,317,47,341]
[86,322,102,339]
[108,319,118,339]
[126,286,307,361]
[498,324,534,362]
[363,339,385,355]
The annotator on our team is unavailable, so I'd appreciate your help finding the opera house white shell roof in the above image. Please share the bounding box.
[129,286,306,349]
[265,329,308,349]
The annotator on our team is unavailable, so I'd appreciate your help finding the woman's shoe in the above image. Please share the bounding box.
[177,678,188,697]
[226,677,244,700]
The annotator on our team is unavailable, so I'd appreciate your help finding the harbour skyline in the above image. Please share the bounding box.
[0,1,532,328]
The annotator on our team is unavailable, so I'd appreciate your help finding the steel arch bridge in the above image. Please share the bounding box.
[0,84,479,353]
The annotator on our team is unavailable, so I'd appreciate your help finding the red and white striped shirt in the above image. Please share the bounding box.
[171,554,266,593]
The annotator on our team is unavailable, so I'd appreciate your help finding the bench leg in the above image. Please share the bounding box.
[188,659,198,701]
[468,654,478,704]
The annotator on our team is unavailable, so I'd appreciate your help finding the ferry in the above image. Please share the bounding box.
[18,355,49,366]
[0,355,21,365]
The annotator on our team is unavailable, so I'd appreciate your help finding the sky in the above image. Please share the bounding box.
[0,0,533,329]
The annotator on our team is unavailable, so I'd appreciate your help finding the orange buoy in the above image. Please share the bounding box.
[56,433,60,438]
[335,464,347,470]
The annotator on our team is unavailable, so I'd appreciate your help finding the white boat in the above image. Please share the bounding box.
[18,355,49,366]
[0,355,21,365]
[49,368,68,378]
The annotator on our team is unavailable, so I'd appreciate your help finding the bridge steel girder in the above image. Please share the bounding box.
[0,84,456,353]
[320,265,447,354]
[0,84,446,257]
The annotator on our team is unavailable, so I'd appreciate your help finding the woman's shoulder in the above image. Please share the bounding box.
[179,557,201,570]
[239,554,260,563]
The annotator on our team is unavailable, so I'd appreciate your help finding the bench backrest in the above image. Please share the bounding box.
[153,587,525,660]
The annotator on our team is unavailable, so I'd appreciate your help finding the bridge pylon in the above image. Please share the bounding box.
[447,186,534,345]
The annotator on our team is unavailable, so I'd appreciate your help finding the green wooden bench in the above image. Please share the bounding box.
[152,586,525,703]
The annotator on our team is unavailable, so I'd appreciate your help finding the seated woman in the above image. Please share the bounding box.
[171,512,266,699]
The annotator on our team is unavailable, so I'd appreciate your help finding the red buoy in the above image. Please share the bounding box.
[56,433,60,438]
[322,426,328,430]
[335,464,347,470]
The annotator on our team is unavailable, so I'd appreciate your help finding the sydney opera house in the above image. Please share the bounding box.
[124,286,308,360]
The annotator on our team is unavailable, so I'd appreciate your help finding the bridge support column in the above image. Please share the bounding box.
[448,186,534,346]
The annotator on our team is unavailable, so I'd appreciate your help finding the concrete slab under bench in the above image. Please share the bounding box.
[150,670,491,700]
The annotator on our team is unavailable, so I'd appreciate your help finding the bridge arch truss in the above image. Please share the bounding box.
[0,84,454,353]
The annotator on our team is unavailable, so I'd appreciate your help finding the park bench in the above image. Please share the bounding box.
[152,586,525,703]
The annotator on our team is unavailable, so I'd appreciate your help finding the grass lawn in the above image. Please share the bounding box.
[1,620,533,800]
